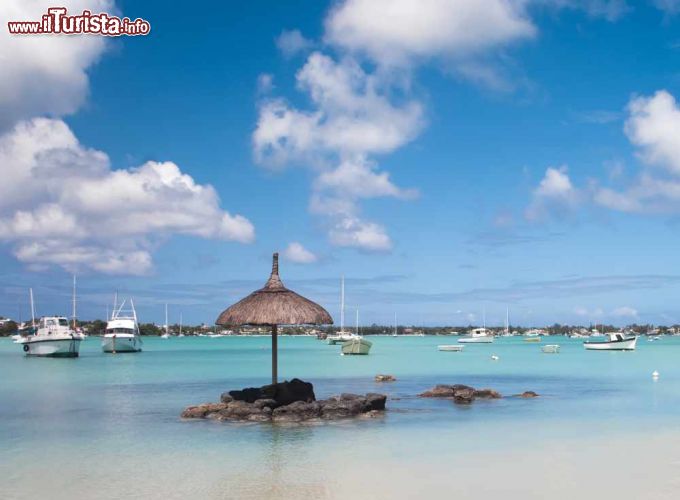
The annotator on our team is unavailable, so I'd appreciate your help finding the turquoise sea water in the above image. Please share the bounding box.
[2,335,680,499]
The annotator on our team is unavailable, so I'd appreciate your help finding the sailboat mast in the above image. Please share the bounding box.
[505,307,509,335]
[394,312,397,335]
[165,304,169,335]
[340,275,345,332]
[72,275,77,330]
[180,313,183,336]
[356,308,359,335]
[29,288,35,329]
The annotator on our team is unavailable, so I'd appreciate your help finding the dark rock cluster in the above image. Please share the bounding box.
[374,374,396,382]
[182,379,387,423]
[516,391,539,398]
[226,378,315,406]
[419,384,503,404]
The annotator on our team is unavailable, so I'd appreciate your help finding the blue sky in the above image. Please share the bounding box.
[1,0,680,326]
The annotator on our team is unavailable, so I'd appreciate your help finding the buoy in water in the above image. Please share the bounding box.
[652,370,660,379]
[491,355,499,361]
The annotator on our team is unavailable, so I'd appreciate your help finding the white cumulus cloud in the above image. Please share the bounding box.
[0,118,255,274]
[525,166,581,220]
[324,0,536,66]
[276,29,314,58]
[593,90,680,214]
[625,90,680,175]
[254,53,422,252]
[0,0,114,131]
[283,242,318,264]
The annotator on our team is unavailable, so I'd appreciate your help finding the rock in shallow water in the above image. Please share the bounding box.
[182,380,386,423]
[516,391,539,398]
[228,378,315,406]
[419,384,501,404]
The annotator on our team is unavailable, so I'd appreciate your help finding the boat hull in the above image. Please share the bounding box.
[458,337,493,344]
[584,337,637,351]
[20,337,81,357]
[102,335,142,353]
[438,345,464,352]
[341,338,372,355]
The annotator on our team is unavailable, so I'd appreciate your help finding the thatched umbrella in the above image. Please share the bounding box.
[216,253,333,384]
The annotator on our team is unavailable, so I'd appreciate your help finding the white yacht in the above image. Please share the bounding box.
[584,332,637,351]
[17,316,81,357]
[458,327,494,344]
[102,298,142,353]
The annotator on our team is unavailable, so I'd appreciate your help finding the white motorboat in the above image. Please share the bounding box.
[542,344,560,353]
[17,316,81,357]
[16,286,81,357]
[102,297,142,353]
[458,327,494,344]
[438,344,464,352]
[584,332,637,351]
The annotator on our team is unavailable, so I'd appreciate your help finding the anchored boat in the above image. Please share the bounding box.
[341,337,372,355]
[458,327,494,344]
[584,332,637,351]
[327,275,360,345]
[438,344,464,352]
[16,284,81,357]
[341,308,372,355]
[17,316,81,357]
[102,297,142,353]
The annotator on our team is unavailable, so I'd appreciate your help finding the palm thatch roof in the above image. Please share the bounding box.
[216,253,333,327]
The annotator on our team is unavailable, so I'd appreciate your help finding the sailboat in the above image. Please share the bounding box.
[501,307,513,336]
[161,304,170,338]
[16,284,82,357]
[341,308,372,355]
[178,313,185,337]
[327,276,358,345]
[392,312,398,337]
[102,295,142,353]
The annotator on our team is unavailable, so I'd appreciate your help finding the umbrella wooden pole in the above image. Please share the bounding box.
[272,324,278,384]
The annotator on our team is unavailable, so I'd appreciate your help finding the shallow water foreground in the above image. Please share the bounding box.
[1,335,680,499]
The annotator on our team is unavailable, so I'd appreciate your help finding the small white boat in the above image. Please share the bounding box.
[341,337,372,355]
[458,328,494,343]
[102,297,142,353]
[327,275,360,345]
[584,332,637,351]
[542,344,560,353]
[16,285,81,357]
[17,316,81,357]
[438,344,464,352]
[327,332,358,344]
